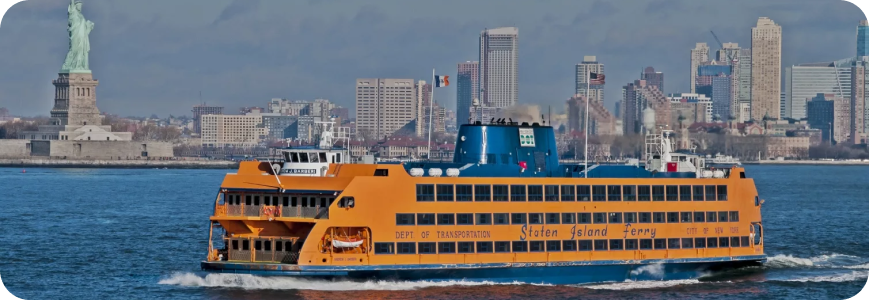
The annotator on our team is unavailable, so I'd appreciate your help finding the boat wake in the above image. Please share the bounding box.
[776,271,868,283]
[580,279,703,290]
[765,253,866,269]
[158,272,550,291]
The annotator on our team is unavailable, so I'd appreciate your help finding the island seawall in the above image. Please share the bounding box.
[0,158,238,169]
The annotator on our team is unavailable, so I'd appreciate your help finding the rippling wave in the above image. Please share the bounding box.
[765,253,866,269]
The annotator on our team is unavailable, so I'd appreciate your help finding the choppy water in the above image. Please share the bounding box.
[0,166,867,299]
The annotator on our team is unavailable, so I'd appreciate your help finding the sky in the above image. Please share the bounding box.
[0,0,865,118]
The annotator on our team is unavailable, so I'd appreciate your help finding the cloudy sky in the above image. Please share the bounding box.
[0,0,865,117]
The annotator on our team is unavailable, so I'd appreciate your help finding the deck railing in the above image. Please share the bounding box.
[216,203,329,220]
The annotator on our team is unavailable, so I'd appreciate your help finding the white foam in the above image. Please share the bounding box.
[581,279,701,290]
[766,254,815,268]
[630,263,665,279]
[781,271,868,283]
[766,253,865,269]
[158,272,551,291]
[845,264,869,270]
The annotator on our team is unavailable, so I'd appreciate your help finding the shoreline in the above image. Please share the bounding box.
[744,160,869,165]
[0,158,239,169]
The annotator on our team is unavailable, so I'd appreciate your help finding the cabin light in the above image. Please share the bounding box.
[461,136,466,141]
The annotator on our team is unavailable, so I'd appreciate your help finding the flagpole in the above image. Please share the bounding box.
[584,68,590,178]
[428,68,434,159]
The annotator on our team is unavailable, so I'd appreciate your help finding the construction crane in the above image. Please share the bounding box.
[710,30,737,64]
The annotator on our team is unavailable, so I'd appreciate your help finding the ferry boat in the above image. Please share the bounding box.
[201,120,766,284]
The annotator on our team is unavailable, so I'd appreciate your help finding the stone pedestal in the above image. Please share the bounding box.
[50,72,101,126]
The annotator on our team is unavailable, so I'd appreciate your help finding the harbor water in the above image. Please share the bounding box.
[0,166,867,299]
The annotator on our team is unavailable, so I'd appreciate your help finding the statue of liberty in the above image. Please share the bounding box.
[61,0,94,73]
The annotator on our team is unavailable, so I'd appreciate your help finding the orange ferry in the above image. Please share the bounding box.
[201,120,765,284]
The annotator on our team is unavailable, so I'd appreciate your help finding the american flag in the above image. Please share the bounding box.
[589,72,605,85]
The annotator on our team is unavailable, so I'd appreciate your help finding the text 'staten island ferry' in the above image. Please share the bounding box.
[201,120,765,284]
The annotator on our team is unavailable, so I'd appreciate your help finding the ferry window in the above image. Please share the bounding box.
[666,186,678,201]
[493,185,509,201]
[594,240,608,251]
[231,240,239,250]
[741,236,750,247]
[652,185,665,201]
[418,242,436,254]
[285,241,293,252]
[638,185,651,201]
[639,212,651,223]
[717,186,728,201]
[718,211,728,222]
[417,213,436,225]
[458,242,475,253]
[563,240,577,251]
[510,185,526,201]
[755,196,759,206]
[494,213,509,225]
[254,196,260,206]
[374,169,388,176]
[545,185,559,201]
[416,184,434,202]
[625,239,638,250]
[486,154,497,164]
[320,198,327,208]
[255,241,262,251]
[310,153,320,163]
[667,212,679,223]
[319,152,327,163]
[511,213,527,224]
[243,195,252,206]
[243,240,250,251]
[374,243,395,254]
[263,195,271,206]
[561,185,575,201]
[593,213,607,224]
[693,186,705,201]
[512,241,528,252]
[729,211,739,222]
[679,185,692,201]
[546,213,560,224]
[607,185,622,201]
[739,172,746,178]
[706,212,717,223]
[640,239,652,250]
[592,185,606,201]
[300,153,310,163]
[529,213,543,224]
[653,212,666,223]
[623,185,636,201]
[439,242,456,254]
[290,152,299,162]
[397,242,415,254]
[681,238,693,249]
[437,184,454,201]
[579,240,592,251]
[719,237,730,248]
[476,213,492,225]
[528,185,543,201]
[283,196,289,207]
[706,185,717,201]
[437,213,455,225]
[681,212,692,223]
[456,185,473,202]
[477,242,493,253]
[275,241,282,252]
[667,238,681,249]
[265,241,273,251]
[694,211,705,222]
[474,185,492,202]
[695,237,706,248]
[707,237,718,248]
[578,213,591,224]
[577,185,591,201]
[495,241,511,253]
[291,197,298,207]
[396,214,415,225]
[530,241,545,252]
[730,237,740,247]
[653,239,666,250]
[562,213,576,224]
[625,212,637,223]
[608,212,623,224]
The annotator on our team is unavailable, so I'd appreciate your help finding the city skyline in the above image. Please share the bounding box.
[0,0,864,117]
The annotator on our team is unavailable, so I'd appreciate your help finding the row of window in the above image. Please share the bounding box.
[374,236,753,254]
[225,194,335,208]
[396,211,740,226]
[416,184,728,202]
[230,239,293,252]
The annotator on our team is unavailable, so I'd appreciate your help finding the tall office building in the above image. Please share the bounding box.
[192,104,224,135]
[575,56,605,103]
[858,20,869,57]
[783,59,852,120]
[851,58,869,144]
[479,27,519,108]
[716,43,741,64]
[355,78,417,140]
[807,93,850,144]
[690,43,710,93]
[696,64,733,120]
[456,61,479,127]
[622,80,670,135]
[751,17,782,120]
[641,67,664,94]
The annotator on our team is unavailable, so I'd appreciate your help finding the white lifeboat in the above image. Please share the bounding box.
[332,239,364,248]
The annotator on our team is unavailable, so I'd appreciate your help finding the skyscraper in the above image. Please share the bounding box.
[456,61,479,126]
[575,56,605,103]
[690,43,709,93]
[858,20,869,57]
[783,59,852,120]
[622,80,670,135]
[414,80,432,137]
[851,58,869,144]
[479,27,519,108]
[751,17,782,120]
[738,48,752,121]
[641,66,664,94]
[807,93,850,144]
[696,64,733,120]
[355,78,417,140]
